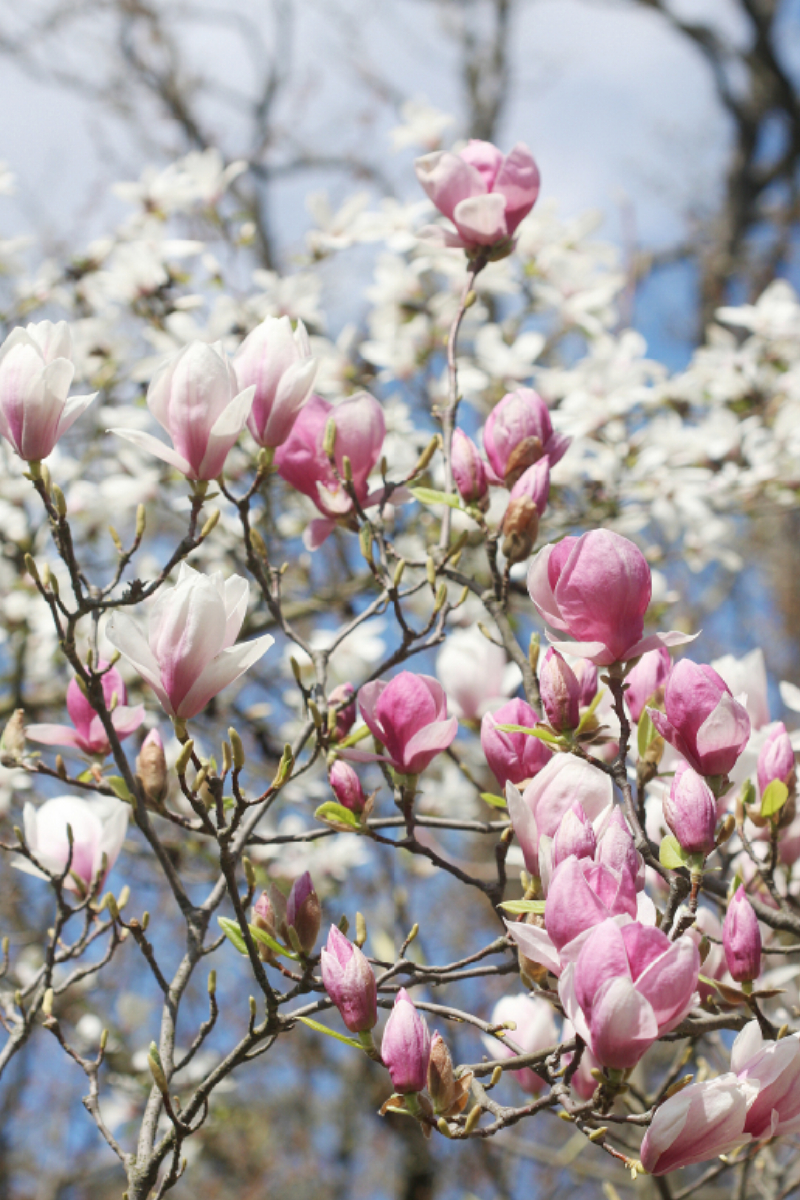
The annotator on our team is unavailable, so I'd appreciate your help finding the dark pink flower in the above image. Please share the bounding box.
[359,672,457,776]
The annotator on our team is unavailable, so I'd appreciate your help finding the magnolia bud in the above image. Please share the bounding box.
[451,429,489,508]
[329,682,356,740]
[539,648,580,732]
[500,496,539,563]
[329,760,366,812]
[285,871,321,955]
[252,886,287,961]
[381,989,432,1094]
[136,729,168,803]
[552,801,597,868]
[723,885,761,983]
[663,763,717,856]
[0,709,26,761]
[320,925,378,1032]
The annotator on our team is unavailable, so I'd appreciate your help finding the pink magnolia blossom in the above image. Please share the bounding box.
[507,456,551,516]
[359,672,457,776]
[482,994,558,1094]
[723,886,761,983]
[451,429,489,506]
[574,659,599,708]
[111,341,255,481]
[320,925,378,1033]
[14,795,128,895]
[757,722,795,794]
[274,393,386,550]
[551,803,598,870]
[545,855,638,952]
[480,698,552,789]
[663,763,718,856]
[539,648,580,732]
[329,682,357,740]
[596,808,642,887]
[106,562,274,721]
[27,662,145,757]
[381,988,432,1094]
[506,754,613,878]
[0,320,95,462]
[483,389,569,486]
[732,1020,800,1139]
[640,1074,751,1175]
[560,918,700,1070]
[415,140,540,253]
[528,530,693,666]
[234,315,317,448]
[649,660,751,779]
[625,647,672,724]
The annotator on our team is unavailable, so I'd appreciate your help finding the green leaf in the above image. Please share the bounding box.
[77,768,94,783]
[314,801,362,831]
[740,778,756,809]
[248,924,300,960]
[295,1016,364,1049]
[218,916,248,955]
[495,723,563,746]
[577,687,606,736]
[637,710,657,759]
[761,780,789,819]
[480,792,508,809]
[106,775,133,802]
[498,899,546,915]
[659,834,689,870]
[336,724,371,749]
[410,486,461,510]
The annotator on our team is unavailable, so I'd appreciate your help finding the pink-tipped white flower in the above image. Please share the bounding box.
[320,925,378,1033]
[274,393,386,550]
[0,320,95,462]
[381,988,432,1094]
[110,341,255,481]
[27,662,145,757]
[560,918,700,1070]
[483,388,569,486]
[234,315,317,448]
[358,672,457,776]
[640,1073,751,1175]
[106,562,274,721]
[528,530,693,666]
[545,855,638,952]
[649,660,751,779]
[14,795,128,895]
[482,994,558,1094]
[506,754,613,878]
[732,1021,800,1138]
[436,626,520,723]
[415,140,540,253]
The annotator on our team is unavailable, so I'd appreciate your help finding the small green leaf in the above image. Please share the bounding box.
[740,778,756,809]
[295,1016,364,1049]
[498,899,546,915]
[248,924,300,960]
[410,486,461,510]
[336,724,371,749]
[107,775,133,802]
[480,792,508,809]
[314,801,362,830]
[495,723,563,746]
[218,916,248,955]
[659,834,689,870]
[577,687,606,735]
[761,780,789,819]
[77,768,94,783]
[637,710,657,759]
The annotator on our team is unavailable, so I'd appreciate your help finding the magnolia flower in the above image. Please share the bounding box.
[483,388,569,485]
[381,989,432,1094]
[358,672,457,776]
[234,315,317,448]
[506,754,613,878]
[733,1020,800,1138]
[435,626,520,722]
[106,562,274,721]
[14,795,128,894]
[320,925,378,1033]
[528,530,693,666]
[27,662,145,757]
[0,320,95,462]
[110,341,255,480]
[415,140,540,253]
[640,1074,752,1175]
[482,994,558,1094]
[649,660,751,779]
[480,698,552,789]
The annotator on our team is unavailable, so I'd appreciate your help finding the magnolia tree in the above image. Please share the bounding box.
[5,125,800,1200]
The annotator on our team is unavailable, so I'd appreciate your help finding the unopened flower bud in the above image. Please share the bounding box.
[663,763,718,856]
[320,925,378,1032]
[451,429,489,508]
[252,886,286,961]
[539,648,580,732]
[136,729,168,803]
[757,722,796,826]
[500,495,539,564]
[381,988,432,1094]
[574,659,599,708]
[329,682,356,740]
[723,885,761,983]
[285,871,321,955]
[329,760,366,813]
[427,1032,471,1116]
